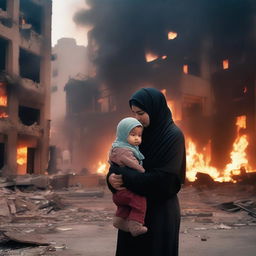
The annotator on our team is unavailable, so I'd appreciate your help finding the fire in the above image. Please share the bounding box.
[17,147,27,165]
[236,115,246,130]
[220,115,249,182]
[183,64,189,74]
[186,139,219,182]
[168,31,178,40]
[0,82,8,107]
[97,161,108,175]
[161,89,180,121]
[145,51,158,62]
[186,115,251,183]
[223,59,229,69]
[0,112,8,118]
[0,96,7,106]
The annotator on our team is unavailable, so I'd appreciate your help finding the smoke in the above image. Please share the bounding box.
[74,0,255,94]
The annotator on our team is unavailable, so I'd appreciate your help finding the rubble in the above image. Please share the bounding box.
[0,181,254,255]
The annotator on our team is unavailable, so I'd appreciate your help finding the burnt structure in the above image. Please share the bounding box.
[0,0,51,176]
[66,0,256,173]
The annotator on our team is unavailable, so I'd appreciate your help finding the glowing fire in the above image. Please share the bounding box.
[183,64,189,74]
[145,51,158,62]
[220,115,249,182]
[186,115,251,183]
[0,96,7,106]
[168,31,178,40]
[17,147,27,165]
[0,112,8,118]
[0,82,8,107]
[186,139,219,182]
[161,89,180,121]
[97,161,108,175]
[223,59,229,69]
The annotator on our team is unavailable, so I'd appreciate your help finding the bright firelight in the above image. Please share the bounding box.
[97,161,108,175]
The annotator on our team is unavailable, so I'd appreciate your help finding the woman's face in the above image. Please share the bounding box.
[131,105,150,127]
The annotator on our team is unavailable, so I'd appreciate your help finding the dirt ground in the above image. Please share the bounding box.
[0,183,256,256]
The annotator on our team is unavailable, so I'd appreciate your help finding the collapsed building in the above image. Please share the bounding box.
[65,1,256,182]
[0,0,51,176]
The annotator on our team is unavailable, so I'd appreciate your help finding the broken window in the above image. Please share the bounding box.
[19,0,43,35]
[0,37,8,71]
[0,0,7,11]
[183,61,201,76]
[19,106,40,126]
[0,81,8,119]
[17,136,37,175]
[19,48,41,83]
[222,59,229,70]
[183,64,189,74]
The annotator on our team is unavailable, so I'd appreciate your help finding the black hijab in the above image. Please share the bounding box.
[129,88,186,183]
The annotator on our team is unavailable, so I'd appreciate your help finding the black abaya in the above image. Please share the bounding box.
[107,88,186,256]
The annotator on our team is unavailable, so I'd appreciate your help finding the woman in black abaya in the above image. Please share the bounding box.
[107,88,186,256]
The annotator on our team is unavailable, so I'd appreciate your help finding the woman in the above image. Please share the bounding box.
[107,88,186,256]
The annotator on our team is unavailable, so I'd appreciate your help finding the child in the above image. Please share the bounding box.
[109,117,147,237]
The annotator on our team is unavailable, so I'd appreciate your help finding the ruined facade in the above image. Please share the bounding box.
[51,38,88,124]
[65,1,256,176]
[0,0,52,176]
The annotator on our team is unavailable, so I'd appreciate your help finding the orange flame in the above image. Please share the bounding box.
[186,139,219,182]
[223,59,229,69]
[219,115,249,182]
[186,115,251,183]
[168,31,178,40]
[236,115,246,130]
[17,147,27,165]
[0,82,8,107]
[97,161,108,175]
[145,51,158,62]
[161,89,180,121]
[0,96,7,106]
[183,64,189,74]
[0,112,8,118]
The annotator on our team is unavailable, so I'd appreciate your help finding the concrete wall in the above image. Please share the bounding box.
[0,0,52,176]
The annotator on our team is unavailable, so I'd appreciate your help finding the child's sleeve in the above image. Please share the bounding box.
[119,150,145,173]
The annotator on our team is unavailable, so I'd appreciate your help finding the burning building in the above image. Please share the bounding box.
[65,0,256,182]
[0,0,51,176]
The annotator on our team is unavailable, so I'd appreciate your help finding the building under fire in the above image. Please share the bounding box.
[65,1,256,182]
[0,0,51,176]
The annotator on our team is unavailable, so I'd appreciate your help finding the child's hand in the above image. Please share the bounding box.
[109,174,125,190]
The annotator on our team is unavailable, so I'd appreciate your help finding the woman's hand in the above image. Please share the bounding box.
[109,173,125,190]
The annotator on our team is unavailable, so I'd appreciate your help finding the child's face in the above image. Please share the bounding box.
[127,126,143,146]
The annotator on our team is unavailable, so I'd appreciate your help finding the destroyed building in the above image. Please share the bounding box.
[65,1,256,181]
[50,38,90,173]
[51,38,88,126]
[0,0,52,176]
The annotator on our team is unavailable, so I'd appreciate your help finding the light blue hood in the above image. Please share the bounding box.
[112,117,144,161]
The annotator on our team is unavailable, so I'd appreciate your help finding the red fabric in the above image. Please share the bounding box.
[113,189,146,224]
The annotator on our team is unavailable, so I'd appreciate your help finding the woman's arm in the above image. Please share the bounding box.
[121,135,185,199]
[106,164,126,193]
[120,167,181,199]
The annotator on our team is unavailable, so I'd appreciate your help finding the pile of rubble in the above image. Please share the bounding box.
[0,187,65,224]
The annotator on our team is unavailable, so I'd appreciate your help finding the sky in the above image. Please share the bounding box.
[52,0,88,47]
